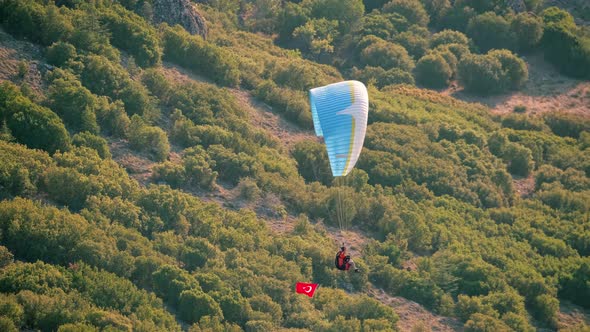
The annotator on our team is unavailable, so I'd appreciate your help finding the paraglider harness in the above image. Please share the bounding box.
[335,247,351,271]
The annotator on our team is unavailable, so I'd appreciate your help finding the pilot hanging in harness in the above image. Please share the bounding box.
[335,246,360,272]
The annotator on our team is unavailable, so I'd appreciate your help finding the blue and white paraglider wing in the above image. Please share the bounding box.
[309,81,369,177]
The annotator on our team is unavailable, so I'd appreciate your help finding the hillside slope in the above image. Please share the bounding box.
[0,1,589,331]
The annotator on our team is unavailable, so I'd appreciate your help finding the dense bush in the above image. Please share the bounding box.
[351,66,415,88]
[467,12,514,52]
[254,80,312,128]
[161,25,240,86]
[510,13,543,52]
[0,83,70,153]
[458,50,527,95]
[541,7,590,78]
[99,5,161,67]
[72,132,111,159]
[46,41,77,67]
[128,115,170,162]
[393,29,429,58]
[80,55,158,121]
[0,1,73,46]
[415,53,452,88]
[544,112,590,138]
[430,29,470,48]
[310,0,365,33]
[360,39,415,71]
[48,73,100,134]
[382,0,429,26]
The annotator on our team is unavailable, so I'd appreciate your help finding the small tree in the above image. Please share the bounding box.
[430,29,469,48]
[414,53,452,88]
[72,132,111,159]
[46,42,77,67]
[458,51,528,95]
[458,54,504,95]
[467,12,515,52]
[504,143,534,176]
[464,313,512,332]
[510,13,543,52]
[488,49,528,90]
[394,30,429,58]
[178,290,223,324]
[129,115,170,162]
[382,0,429,26]
[361,40,415,71]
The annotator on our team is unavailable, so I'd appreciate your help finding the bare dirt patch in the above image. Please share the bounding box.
[369,287,464,332]
[108,138,157,187]
[230,88,317,150]
[0,28,48,97]
[558,300,590,331]
[446,54,590,118]
[513,175,536,198]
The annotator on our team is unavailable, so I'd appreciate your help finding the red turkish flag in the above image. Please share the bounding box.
[295,282,318,298]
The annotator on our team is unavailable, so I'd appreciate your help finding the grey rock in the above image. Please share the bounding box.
[506,0,527,13]
[152,0,208,39]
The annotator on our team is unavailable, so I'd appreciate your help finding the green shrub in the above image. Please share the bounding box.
[0,1,73,46]
[208,145,259,185]
[513,105,526,113]
[72,132,111,159]
[382,0,429,26]
[501,114,547,132]
[541,7,590,78]
[95,100,130,138]
[161,25,240,86]
[351,66,415,88]
[438,5,477,32]
[292,18,339,58]
[0,82,70,153]
[458,50,528,95]
[128,115,170,162]
[360,40,415,71]
[393,30,429,58]
[142,69,172,103]
[488,49,528,90]
[359,13,397,40]
[254,80,312,128]
[99,5,161,67]
[430,29,470,48]
[46,42,77,67]
[532,294,559,329]
[544,112,590,138]
[464,313,511,332]
[183,146,218,190]
[510,13,543,52]
[237,177,261,202]
[415,53,452,88]
[504,143,534,176]
[178,290,222,324]
[458,54,504,95]
[80,55,157,120]
[467,12,515,52]
[43,166,96,210]
[48,74,100,133]
[309,0,364,33]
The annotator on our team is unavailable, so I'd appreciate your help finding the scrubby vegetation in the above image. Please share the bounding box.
[0,0,588,331]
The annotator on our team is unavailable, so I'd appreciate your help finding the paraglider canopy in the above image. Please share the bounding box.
[309,81,369,177]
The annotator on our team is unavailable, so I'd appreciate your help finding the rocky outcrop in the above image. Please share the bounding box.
[506,0,527,13]
[152,0,208,39]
